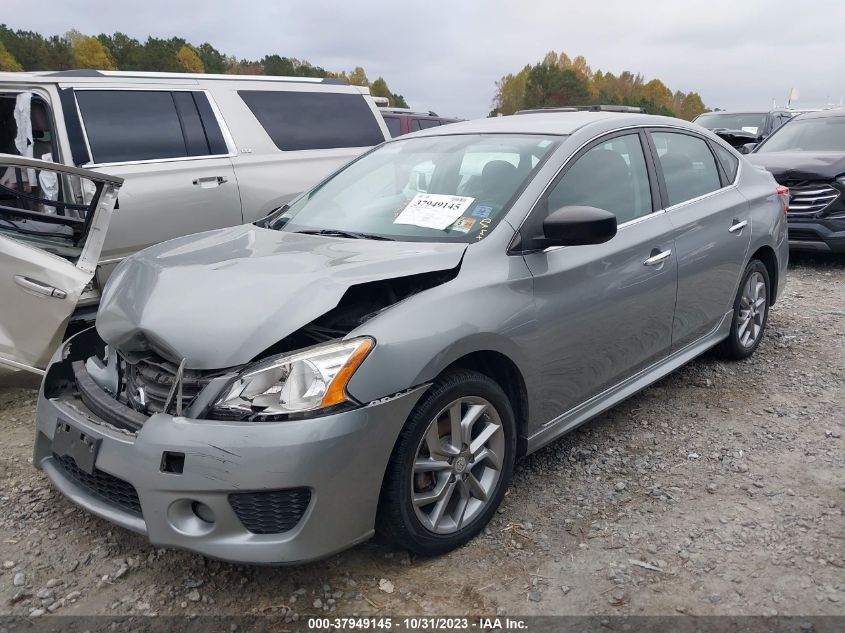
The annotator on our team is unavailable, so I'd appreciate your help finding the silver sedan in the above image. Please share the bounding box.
[33,111,788,563]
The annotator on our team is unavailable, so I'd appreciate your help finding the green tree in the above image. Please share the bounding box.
[176,45,204,73]
[98,32,143,70]
[524,64,590,109]
[261,54,295,76]
[197,43,227,74]
[0,40,22,71]
[679,92,706,120]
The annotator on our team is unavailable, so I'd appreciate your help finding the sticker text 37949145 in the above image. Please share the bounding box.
[394,193,476,230]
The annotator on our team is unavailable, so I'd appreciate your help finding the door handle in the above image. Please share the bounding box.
[14,275,67,299]
[729,220,748,233]
[192,176,228,188]
[643,250,672,267]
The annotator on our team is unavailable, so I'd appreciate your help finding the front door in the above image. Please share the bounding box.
[522,131,678,423]
[0,156,121,373]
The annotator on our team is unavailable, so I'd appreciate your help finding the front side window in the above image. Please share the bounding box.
[267,134,557,242]
[546,133,653,224]
[756,116,845,153]
[76,90,225,164]
[239,90,385,151]
[651,132,722,206]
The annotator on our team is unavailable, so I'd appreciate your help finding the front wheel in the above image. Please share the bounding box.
[717,259,770,360]
[377,370,516,556]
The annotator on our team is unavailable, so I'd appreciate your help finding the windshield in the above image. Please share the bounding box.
[756,116,845,152]
[268,134,558,242]
[695,112,767,135]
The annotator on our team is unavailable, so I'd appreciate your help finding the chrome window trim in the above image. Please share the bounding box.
[72,87,237,168]
[515,123,743,242]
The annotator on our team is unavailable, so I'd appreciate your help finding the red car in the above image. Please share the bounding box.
[379,108,464,137]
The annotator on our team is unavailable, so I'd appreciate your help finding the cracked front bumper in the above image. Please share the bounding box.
[34,338,426,565]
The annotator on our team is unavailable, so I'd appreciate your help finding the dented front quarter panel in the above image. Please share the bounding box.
[344,229,540,425]
[96,225,467,369]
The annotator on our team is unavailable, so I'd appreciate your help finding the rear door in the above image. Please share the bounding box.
[647,130,751,347]
[68,88,242,282]
[0,155,121,373]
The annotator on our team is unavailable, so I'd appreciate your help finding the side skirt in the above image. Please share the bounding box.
[525,310,733,454]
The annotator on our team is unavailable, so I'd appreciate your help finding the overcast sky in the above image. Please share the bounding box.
[7,0,844,118]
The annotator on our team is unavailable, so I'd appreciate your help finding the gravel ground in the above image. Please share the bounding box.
[0,252,842,621]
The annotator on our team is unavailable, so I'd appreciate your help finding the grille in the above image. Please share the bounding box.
[784,182,840,216]
[52,453,142,516]
[229,488,311,534]
[124,353,225,415]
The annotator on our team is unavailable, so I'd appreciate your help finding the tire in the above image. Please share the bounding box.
[717,259,771,360]
[377,369,516,556]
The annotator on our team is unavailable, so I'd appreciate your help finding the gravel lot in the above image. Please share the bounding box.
[0,252,842,621]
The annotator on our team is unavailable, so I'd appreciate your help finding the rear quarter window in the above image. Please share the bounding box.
[711,143,740,182]
[239,90,385,151]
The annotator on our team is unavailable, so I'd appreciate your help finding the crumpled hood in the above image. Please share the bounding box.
[747,151,845,181]
[97,226,466,369]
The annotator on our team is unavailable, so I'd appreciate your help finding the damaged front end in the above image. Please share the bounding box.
[45,266,458,431]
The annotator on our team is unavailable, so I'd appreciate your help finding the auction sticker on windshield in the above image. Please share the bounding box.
[394,193,476,230]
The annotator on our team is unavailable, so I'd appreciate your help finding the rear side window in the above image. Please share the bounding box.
[651,132,722,207]
[239,90,385,151]
[711,143,739,182]
[411,118,441,132]
[383,116,401,137]
[76,90,227,164]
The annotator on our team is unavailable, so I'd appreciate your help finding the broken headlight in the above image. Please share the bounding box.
[209,337,374,419]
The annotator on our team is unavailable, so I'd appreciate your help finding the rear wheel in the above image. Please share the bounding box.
[717,259,770,360]
[377,370,516,556]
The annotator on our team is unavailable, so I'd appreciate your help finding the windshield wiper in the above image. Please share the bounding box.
[293,229,394,241]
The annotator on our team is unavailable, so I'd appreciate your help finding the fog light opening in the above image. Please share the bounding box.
[191,501,215,524]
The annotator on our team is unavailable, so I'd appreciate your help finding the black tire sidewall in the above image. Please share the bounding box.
[380,370,516,555]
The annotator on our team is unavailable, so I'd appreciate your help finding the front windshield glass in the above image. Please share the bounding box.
[695,112,767,134]
[757,116,845,152]
[269,134,558,242]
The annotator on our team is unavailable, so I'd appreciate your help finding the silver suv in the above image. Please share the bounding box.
[34,111,788,564]
[0,71,388,373]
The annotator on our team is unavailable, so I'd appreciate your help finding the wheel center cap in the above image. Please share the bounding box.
[453,456,468,474]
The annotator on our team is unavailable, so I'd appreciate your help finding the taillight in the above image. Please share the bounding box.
[776,185,790,213]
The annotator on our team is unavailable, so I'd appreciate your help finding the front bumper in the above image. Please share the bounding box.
[34,336,427,564]
[787,216,845,253]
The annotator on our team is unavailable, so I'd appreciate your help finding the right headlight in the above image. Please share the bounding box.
[209,337,374,420]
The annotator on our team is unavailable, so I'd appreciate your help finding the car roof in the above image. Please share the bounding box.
[0,69,348,86]
[404,111,692,137]
[790,108,845,120]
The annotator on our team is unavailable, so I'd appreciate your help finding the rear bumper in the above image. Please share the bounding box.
[34,335,427,564]
[787,216,845,253]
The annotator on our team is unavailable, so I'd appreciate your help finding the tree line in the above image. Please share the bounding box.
[492,51,707,120]
[0,25,409,108]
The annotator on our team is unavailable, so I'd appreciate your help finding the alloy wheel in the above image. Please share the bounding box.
[411,397,505,535]
[737,270,767,348]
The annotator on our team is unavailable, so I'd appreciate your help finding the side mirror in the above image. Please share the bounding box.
[740,143,758,154]
[542,206,617,247]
